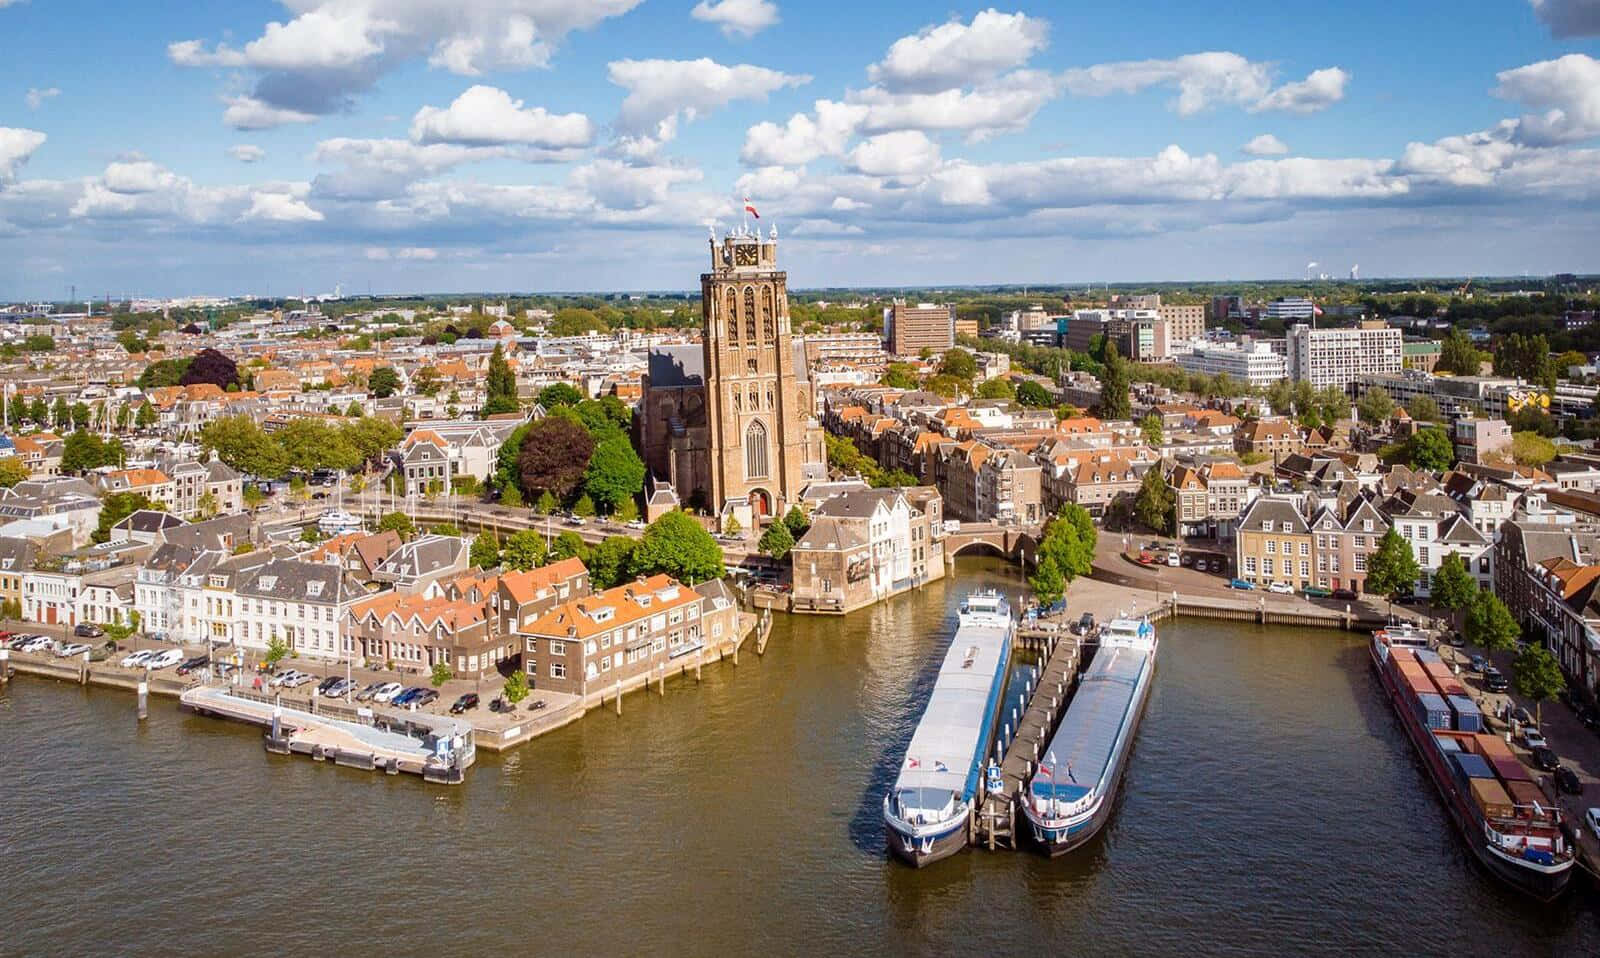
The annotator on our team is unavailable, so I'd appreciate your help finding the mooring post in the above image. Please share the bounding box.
[271,704,282,742]
[615,680,622,716]
[0,647,9,685]
[136,678,149,721]
[695,656,703,682]
[657,664,665,697]
[81,647,89,685]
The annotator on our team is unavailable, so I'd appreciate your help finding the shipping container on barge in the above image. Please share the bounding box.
[1022,615,1158,856]
[1370,626,1574,900]
[883,592,1015,867]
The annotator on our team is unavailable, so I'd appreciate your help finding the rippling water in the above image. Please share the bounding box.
[2,557,1597,956]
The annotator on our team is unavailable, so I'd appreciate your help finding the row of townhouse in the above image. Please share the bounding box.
[97,461,243,519]
[789,484,946,613]
[1168,460,1254,541]
[1495,516,1600,705]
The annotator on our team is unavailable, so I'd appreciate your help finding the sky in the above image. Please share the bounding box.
[2,0,1600,299]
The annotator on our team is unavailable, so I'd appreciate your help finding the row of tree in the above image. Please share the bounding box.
[465,509,725,588]
[1028,505,1098,607]
[200,414,402,478]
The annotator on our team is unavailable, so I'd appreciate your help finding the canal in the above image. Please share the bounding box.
[2,556,1596,955]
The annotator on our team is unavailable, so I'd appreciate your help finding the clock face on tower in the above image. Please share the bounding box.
[734,243,758,267]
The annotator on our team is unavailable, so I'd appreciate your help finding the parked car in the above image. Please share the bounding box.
[1531,746,1560,771]
[370,682,404,704]
[530,699,547,711]
[1512,706,1536,727]
[120,649,155,668]
[1166,551,1180,567]
[55,642,92,658]
[1555,766,1583,795]
[566,515,587,527]
[1302,586,1332,599]
[146,648,184,670]
[391,687,424,707]
[354,681,386,702]
[1267,582,1294,595]
[19,636,56,653]
[450,693,480,714]
[1228,578,1255,591]
[1523,729,1549,751]
[270,669,310,688]
[316,675,344,695]
[1330,588,1358,601]
[1446,631,1466,648]
[414,689,440,708]
[175,655,210,676]
[1137,550,1156,565]
[73,623,105,638]
[1586,807,1600,842]
[1484,667,1509,692]
[1075,612,1095,636]
[323,678,355,698]
[1192,559,1208,573]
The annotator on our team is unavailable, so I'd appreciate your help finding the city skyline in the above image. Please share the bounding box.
[2,0,1600,297]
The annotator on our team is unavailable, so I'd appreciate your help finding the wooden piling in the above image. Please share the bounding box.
[657,665,665,697]
[614,680,622,716]
[136,679,148,721]
[0,648,8,685]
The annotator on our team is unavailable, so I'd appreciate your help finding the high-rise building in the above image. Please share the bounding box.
[1286,321,1403,388]
[1176,341,1288,388]
[638,228,825,523]
[884,301,955,355]
[1157,304,1205,344]
[1267,297,1317,322]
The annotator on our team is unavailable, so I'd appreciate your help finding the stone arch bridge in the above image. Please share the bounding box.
[943,522,1040,568]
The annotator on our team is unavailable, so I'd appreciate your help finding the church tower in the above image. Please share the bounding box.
[701,226,817,520]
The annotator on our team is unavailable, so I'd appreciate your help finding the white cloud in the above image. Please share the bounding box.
[102,160,185,195]
[0,127,47,184]
[848,130,941,177]
[741,100,868,165]
[608,57,809,139]
[410,85,594,148]
[228,145,266,163]
[1242,133,1289,156]
[1493,54,1600,145]
[223,96,318,131]
[1061,52,1347,116]
[310,137,489,200]
[853,70,1060,139]
[171,1,645,125]
[1251,67,1348,113]
[365,246,438,260]
[869,9,1049,92]
[1529,0,1600,37]
[570,158,703,210]
[690,0,778,38]
[244,192,324,223]
[25,87,59,110]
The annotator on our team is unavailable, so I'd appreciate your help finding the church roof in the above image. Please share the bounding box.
[647,345,704,388]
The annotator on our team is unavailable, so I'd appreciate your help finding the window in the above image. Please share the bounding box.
[1263,558,1274,576]
[1262,520,1274,532]
[601,657,611,673]
[745,419,769,479]
[549,640,566,656]
[744,286,757,342]
[1266,540,1276,554]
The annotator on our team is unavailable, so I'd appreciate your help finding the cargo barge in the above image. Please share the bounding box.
[1022,615,1158,856]
[883,591,1015,867]
[1370,626,1574,900]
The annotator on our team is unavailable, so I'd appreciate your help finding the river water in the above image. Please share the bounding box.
[2,557,1597,956]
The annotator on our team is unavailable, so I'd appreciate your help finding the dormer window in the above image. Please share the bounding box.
[306,581,324,598]
[589,606,614,623]
[259,576,277,590]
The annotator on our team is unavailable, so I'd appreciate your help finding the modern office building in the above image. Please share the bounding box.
[1157,303,1206,344]
[1267,297,1317,322]
[1286,321,1403,388]
[884,301,956,356]
[1175,340,1289,388]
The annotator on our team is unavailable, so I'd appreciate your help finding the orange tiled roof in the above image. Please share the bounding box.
[522,573,694,639]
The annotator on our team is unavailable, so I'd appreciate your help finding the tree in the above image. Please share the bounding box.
[93,492,158,544]
[582,435,646,512]
[1138,414,1163,447]
[1133,469,1176,535]
[1508,405,1558,438]
[264,636,290,668]
[1407,396,1441,423]
[587,536,638,590]
[1405,427,1454,473]
[70,402,92,431]
[1098,341,1131,420]
[53,397,70,430]
[138,357,192,388]
[534,489,557,514]
[782,505,810,539]
[502,530,548,571]
[1437,327,1486,376]
[277,418,361,472]
[501,484,524,508]
[481,343,520,416]
[633,511,725,584]
[300,525,323,544]
[922,374,970,399]
[975,377,1015,401]
[1015,380,1052,407]
[1365,527,1420,613]
[572,493,597,517]
[759,520,795,560]
[1356,386,1395,424]
[537,383,583,409]
[369,366,401,398]
[431,522,461,537]
[938,348,978,381]
[493,423,532,492]
[1494,332,1556,391]
[1510,431,1557,467]
[1512,643,1566,726]
[196,491,219,519]
[1430,552,1479,631]
[376,511,415,540]
[180,348,240,389]
[339,417,401,468]
[201,415,289,478]
[242,485,265,510]
[135,402,157,431]
[344,402,364,418]
[1465,590,1520,655]
[553,531,588,562]
[430,662,454,688]
[413,366,442,397]
[881,363,919,390]
[615,497,640,523]
[518,415,594,500]
[872,468,918,489]
[0,457,27,488]
[62,432,124,472]
[1029,554,1066,608]
[470,531,501,569]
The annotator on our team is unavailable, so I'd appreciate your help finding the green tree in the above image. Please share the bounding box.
[264,636,290,668]
[615,497,640,523]
[502,530,548,571]
[587,536,638,590]
[62,431,124,472]
[1510,431,1557,467]
[1138,414,1163,447]
[501,484,524,508]
[481,343,520,416]
[1133,468,1175,535]
[1437,327,1486,376]
[1494,332,1556,391]
[1015,380,1052,407]
[553,531,588,562]
[344,402,364,418]
[201,415,289,478]
[572,493,597,518]
[534,490,557,514]
[938,348,978,381]
[470,531,501,569]
[93,492,158,544]
[1512,642,1566,726]
[413,366,442,397]
[1098,341,1131,420]
[537,383,584,408]
[368,366,401,398]
[135,402,157,431]
[26,396,47,425]
[758,520,795,560]
[0,457,28,488]
[1356,386,1395,424]
[1407,396,1441,423]
[242,485,265,510]
[376,511,415,540]
[1464,590,1520,654]
[70,402,92,431]
[503,669,531,705]
[1430,552,1479,631]
[300,525,323,544]
[1405,427,1454,473]
[582,435,646,512]
[1029,554,1066,608]
[430,662,454,688]
[881,363,920,390]
[339,417,401,469]
[1365,527,1420,614]
[633,511,725,584]
[276,418,361,472]
[137,356,192,388]
[492,422,532,492]
[782,506,810,539]
[975,378,1015,400]
[53,397,70,430]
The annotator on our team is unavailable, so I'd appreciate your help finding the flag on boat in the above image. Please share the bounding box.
[934,760,949,773]
[906,757,920,769]
[1037,764,1052,779]
[1065,761,1077,784]
[744,197,760,218]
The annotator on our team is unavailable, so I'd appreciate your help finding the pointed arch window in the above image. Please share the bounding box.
[761,287,775,340]
[726,289,739,345]
[744,286,757,343]
[745,419,769,479]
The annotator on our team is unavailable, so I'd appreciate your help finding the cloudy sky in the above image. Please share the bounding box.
[2,0,1599,298]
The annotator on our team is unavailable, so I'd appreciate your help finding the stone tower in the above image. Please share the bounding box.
[701,226,817,520]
